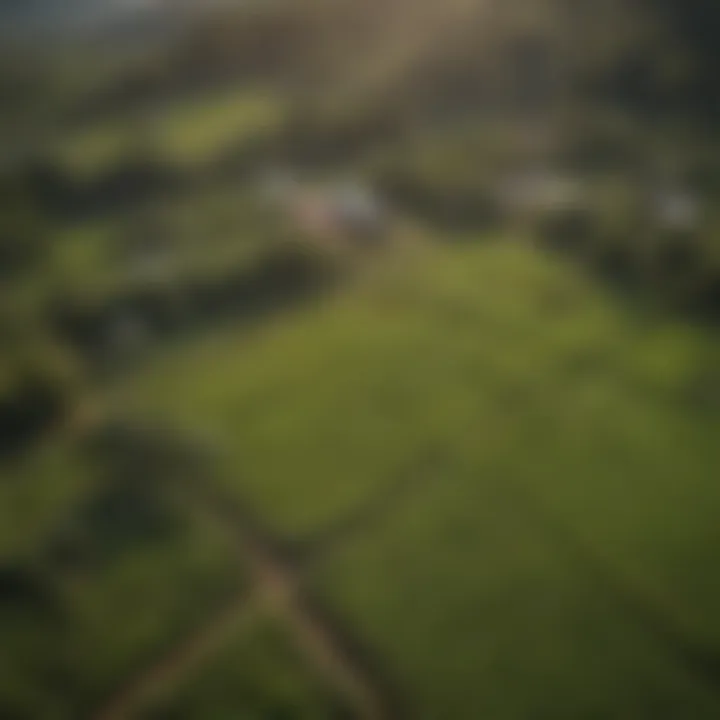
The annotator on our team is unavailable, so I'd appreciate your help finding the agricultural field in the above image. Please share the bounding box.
[106,240,720,718]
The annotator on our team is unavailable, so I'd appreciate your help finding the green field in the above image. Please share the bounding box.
[5,213,720,717]
[56,89,284,176]
[101,238,720,717]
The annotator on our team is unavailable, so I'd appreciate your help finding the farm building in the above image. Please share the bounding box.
[260,170,389,244]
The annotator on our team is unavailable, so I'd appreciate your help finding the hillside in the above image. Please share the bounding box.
[2,0,720,717]
[4,236,720,717]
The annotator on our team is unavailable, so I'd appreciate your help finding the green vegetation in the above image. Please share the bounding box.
[2,0,720,716]
[57,90,284,177]
[317,461,720,719]
[141,620,344,720]
[48,188,278,302]
[111,240,720,716]
[0,432,246,719]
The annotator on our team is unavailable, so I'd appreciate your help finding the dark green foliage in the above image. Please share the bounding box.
[82,155,181,216]
[21,159,79,216]
[48,234,338,366]
[0,565,58,615]
[46,479,182,572]
[0,371,69,460]
[377,167,501,231]
[652,0,720,115]
[535,208,598,256]
[0,173,46,279]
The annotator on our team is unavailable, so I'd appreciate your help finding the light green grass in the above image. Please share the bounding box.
[156,91,283,166]
[57,89,283,176]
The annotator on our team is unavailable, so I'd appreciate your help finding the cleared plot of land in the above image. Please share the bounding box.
[115,239,720,714]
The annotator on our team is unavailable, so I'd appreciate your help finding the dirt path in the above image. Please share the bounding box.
[90,430,405,720]
[94,592,258,720]
[87,225,428,720]
[184,475,406,720]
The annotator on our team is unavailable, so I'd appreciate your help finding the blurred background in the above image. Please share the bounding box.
[2,1,720,718]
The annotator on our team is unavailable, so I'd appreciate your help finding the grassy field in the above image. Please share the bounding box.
[5,225,720,716]
[103,237,720,716]
[49,186,275,301]
[56,89,284,176]
[315,454,720,719]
